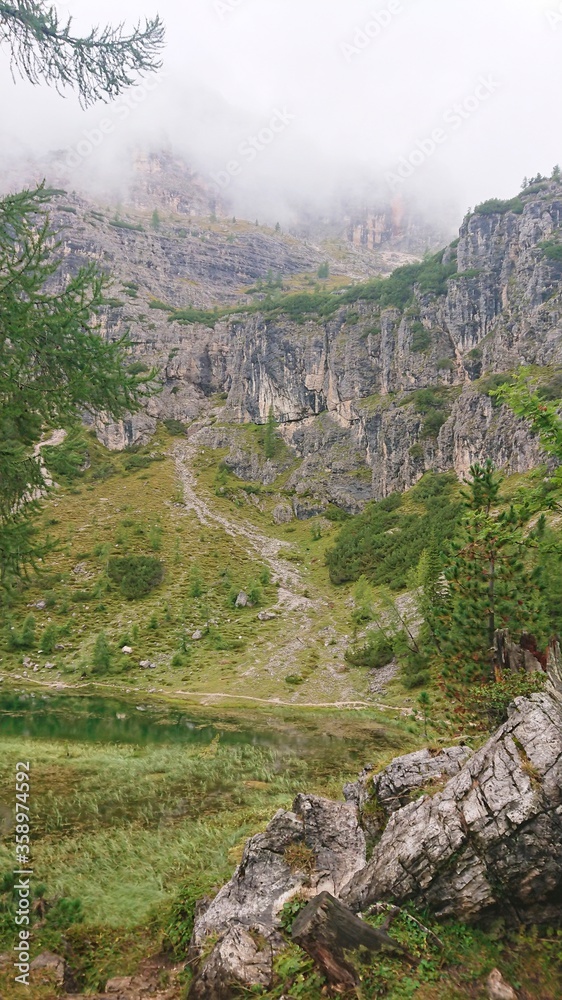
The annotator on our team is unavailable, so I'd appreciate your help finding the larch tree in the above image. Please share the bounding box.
[0,0,165,586]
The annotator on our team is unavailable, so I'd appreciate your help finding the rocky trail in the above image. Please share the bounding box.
[172,439,307,600]
[171,438,348,689]
[169,437,406,708]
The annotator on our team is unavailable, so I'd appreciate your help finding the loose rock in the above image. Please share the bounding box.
[30,951,65,983]
[486,968,518,1000]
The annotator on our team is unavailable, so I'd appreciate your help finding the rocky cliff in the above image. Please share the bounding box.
[46,174,562,506]
[186,678,562,997]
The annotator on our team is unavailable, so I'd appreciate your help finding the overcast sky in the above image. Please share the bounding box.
[1,0,561,226]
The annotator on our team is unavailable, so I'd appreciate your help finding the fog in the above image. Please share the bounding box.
[1,0,561,228]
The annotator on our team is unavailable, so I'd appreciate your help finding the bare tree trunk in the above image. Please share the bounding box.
[291,892,414,994]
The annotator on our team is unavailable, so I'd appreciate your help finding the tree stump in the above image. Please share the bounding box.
[291,892,413,993]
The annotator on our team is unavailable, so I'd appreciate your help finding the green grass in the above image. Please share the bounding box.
[261,913,562,999]
[0,721,410,992]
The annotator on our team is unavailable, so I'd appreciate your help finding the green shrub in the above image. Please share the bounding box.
[189,566,204,599]
[468,673,547,726]
[537,369,562,400]
[246,581,263,606]
[39,623,59,654]
[45,896,83,930]
[400,650,431,689]
[122,454,154,472]
[107,556,164,599]
[164,878,217,959]
[437,358,455,371]
[345,632,394,669]
[410,321,431,353]
[109,219,144,231]
[92,632,112,672]
[149,299,174,311]
[42,429,90,481]
[6,614,35,651]
[127,361,150,375]
[72,588,93,603]
[324,503,351,522]
[540,240,562,262]
[163,418,188,436]
[326,473,461,589]
[420,409,448,438]
[473,197,524,215]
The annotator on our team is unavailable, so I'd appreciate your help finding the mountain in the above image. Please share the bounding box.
[38,161,562,509]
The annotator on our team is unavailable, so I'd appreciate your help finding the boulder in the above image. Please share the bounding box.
[30,951,65,983]
[189,795,366,992]
[343,691,562,925]
[235,591,249,608]
[183,687,562,998]
[272,503,293,525]
[344,744,473,840]
[486,968,518,1000]
[188,924,281,999]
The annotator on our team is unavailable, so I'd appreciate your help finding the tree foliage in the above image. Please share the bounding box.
[0,0,164,106]
[263,406,277,459]
[107,555,164,599]
[325,473,462,589]
[493,369,562,462]
[430,462,548,695]
[0,186,157,585]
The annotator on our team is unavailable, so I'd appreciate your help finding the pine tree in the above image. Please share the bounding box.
[0,0,164,106]
[92,632,112,672]
[0,187,157,586]
[151,208,160,230]
[263,406,277,459]
[0,1,163,586]
[432,461,548,696]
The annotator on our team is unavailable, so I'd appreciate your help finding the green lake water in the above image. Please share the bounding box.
[0,689,397,769]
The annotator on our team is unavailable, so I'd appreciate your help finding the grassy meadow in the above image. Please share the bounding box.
[1,421,562,996]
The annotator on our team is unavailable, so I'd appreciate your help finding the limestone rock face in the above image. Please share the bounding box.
[186,690,562,997]
[45,180,562,506]
[191,796,366,953]
[343,691,562,924]
[188,924,281,1000]
[188,796,366,995]
[343,745,473,840]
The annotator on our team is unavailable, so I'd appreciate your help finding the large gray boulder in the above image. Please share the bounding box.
[188,795,365,997]
[188,924,282,1000]
[343,744,473,841]
[343,691,562,924]
[187,688,562,997]
[191,795,365,953]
